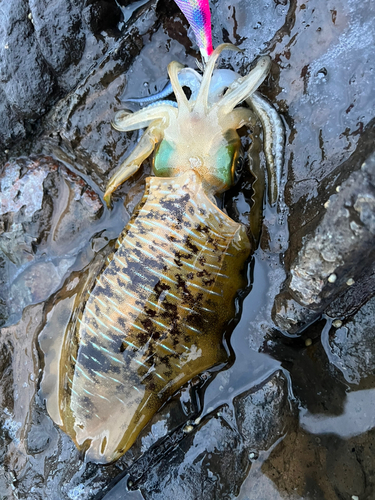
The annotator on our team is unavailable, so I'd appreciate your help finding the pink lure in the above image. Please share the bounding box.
[174,0,213,60]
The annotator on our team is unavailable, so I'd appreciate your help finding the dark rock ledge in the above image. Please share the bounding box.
[274,152,375,334]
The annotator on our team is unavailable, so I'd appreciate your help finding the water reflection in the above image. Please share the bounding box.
[300,388,375,438]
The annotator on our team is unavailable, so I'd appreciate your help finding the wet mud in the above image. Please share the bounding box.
[0,0,375,499]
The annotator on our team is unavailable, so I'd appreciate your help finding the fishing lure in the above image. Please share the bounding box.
[173,0,213,60]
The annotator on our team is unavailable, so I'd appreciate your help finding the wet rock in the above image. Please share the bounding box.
[26,412,58,455]
[0,0,124,149]
[29,0,86,75]
[234,372,292,451]
[0,155,103,326]
[257,301,375,499]
[0,0,56,118]
[83,0,124,35]
[323,296,375,384]
[42,5,167,193]
[273,152,375,334]
[100,371,293,500]
[276,0,375,210]
[0,92,26,147]
[0,304,45,474]
[8,260,74,320]
[44,29,144,191]
[0,284,128,500]
[325,263,375,318]
[0,467,13,500]
[260,424,373,500]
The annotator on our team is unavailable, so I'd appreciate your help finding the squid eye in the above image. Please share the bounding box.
[214,138,241,191]
[216,143,235,172]
[153,140,175,176]
[233,149,244,185]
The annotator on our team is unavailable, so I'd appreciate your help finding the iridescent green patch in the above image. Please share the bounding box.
[153,140,175,176]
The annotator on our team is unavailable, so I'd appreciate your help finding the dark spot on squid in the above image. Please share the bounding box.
[135,330,150,345]
[183,334,192,345]
[151,330,161,341]
[174,273,198,307]
[117,317,127,329]
[196,269,211,278]
[173,250,194,267]
[206,235,220,252]
[186,312,204,329]
[185,236,199,254]
[161,302,180,325]
[159,193,190,223]
[81,347,114,374]
[195,224,209,234]
[148,381,156,391]
[144,307,156,318]
[154,281,171,299]
[141,317,154,332]
[159,355,172,370]
[81,396,95,412]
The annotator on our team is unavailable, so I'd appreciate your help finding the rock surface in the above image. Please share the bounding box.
[0,0,124,149]
[323,295,375,384]
[0,155,103,327]
[274,152,375,333]
[96,371,293,500]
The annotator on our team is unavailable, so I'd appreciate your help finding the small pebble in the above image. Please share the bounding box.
[346,278,355,286]
[333,319,342,328]
[328,273,337,283]
[324,200,330,209]
[305,338,312,347]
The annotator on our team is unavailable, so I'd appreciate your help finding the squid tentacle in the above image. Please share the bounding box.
[112,104,177,132]
[194,43,240,113]
[247,91,285,205]
[122,68,202,105]
[168,61,190,113]
[104,120,165,206]
[217,56,271,115]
